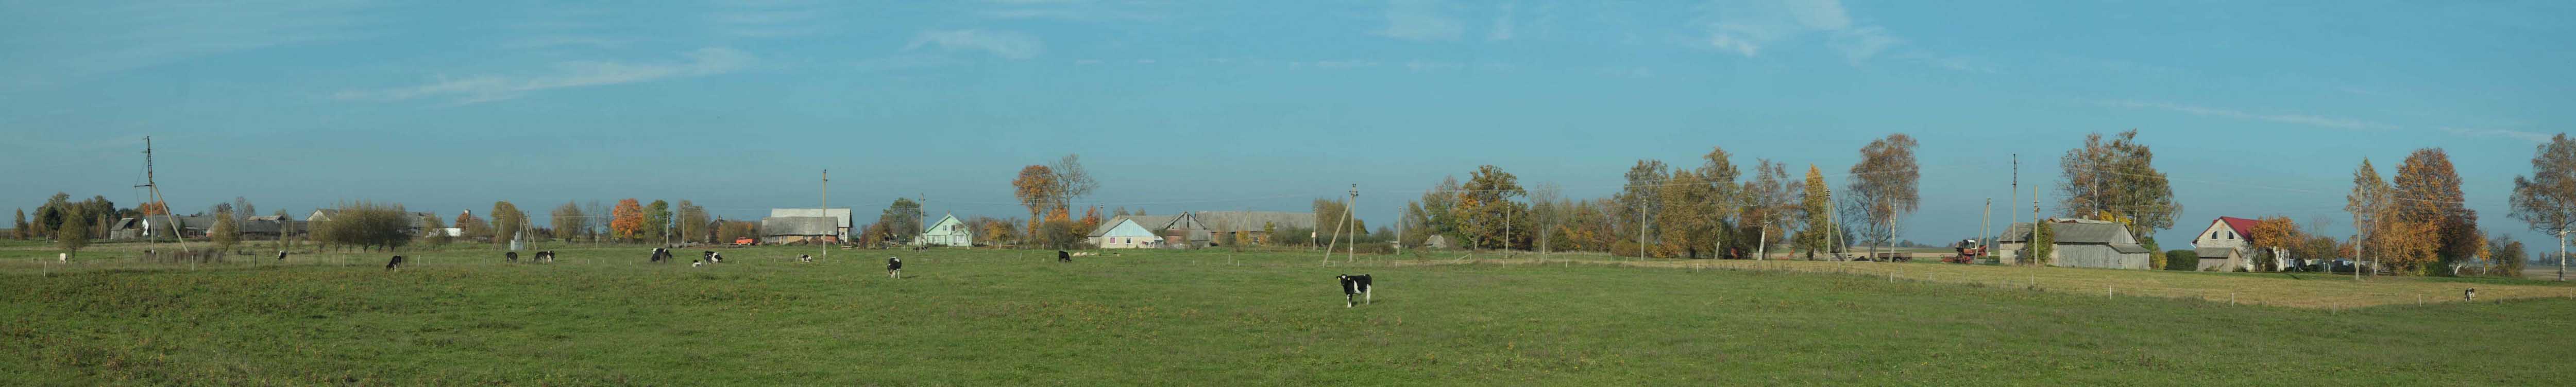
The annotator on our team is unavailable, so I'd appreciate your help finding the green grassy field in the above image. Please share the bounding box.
[4,241,2573,385]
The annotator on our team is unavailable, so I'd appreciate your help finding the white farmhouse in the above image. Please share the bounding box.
[916,213,974,247]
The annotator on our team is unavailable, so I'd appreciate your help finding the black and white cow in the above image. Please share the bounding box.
[1337,274,1374,307]
[1057,250,1072,263]
[276,251,289,261]
[886,256,903,278]
[384,255,406,271]
[799,254,812,263]
[535,251,555,263]
[650,248,671,263]
[692,259,705,268]
[2465,288,2478,302]
[506,251,519,263]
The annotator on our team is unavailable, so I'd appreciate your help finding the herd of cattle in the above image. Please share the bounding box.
[351,247,1383,307]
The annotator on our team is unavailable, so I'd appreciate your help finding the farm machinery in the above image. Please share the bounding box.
[1945,239,1985,264]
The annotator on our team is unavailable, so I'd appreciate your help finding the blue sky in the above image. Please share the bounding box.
[3,1,2571,248]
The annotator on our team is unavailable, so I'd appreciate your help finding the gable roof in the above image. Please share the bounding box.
[1089,218,1161,237]
[1998,219,2136,244]
[921,214,970,235]
[2215,217,2260,235]
[761,216,840,236]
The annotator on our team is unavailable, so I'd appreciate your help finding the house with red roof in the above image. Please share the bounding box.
[2189,216,2262,271]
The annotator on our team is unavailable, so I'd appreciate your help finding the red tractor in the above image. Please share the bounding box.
[1945,239,1985,264]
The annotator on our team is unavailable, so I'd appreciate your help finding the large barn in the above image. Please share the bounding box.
[1996,219,2155,270]
[768,208,853,241]
[760,216,841,244]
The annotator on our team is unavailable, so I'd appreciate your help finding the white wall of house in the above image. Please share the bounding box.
[1091,219,1161,249]
[917,214,974,247]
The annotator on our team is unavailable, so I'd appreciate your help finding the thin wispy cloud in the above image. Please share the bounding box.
[2443,127,2556,144]
[334,47,755,104]
[2099,100,2397,131]
[1405,60,1463,72]
[1,0,379,90]
[907,29,1044,59]
[1691,0,1937,66]
[501,36,629,50]
[1377,0,1465,42]
[708,0,831,38]
[978,0,1163,22]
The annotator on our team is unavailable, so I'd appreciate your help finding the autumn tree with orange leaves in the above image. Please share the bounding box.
[610,199,645,241]
[2390,148,2479,275]
[2246,216,2301,271]
[135,201,169,216]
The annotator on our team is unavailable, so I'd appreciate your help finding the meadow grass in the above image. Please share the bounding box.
[3,241,2572,385]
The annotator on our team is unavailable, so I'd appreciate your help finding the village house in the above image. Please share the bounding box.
[916,213,974,247]
[1995,218,2155,270]
[1089,216,1167,249]
[2190,216,2261,272]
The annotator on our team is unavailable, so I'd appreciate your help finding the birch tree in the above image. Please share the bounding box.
[2510,134,2576,280]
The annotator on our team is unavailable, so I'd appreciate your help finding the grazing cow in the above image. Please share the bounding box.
[2465,288,2477,302]
[799,254,812,263]
[506,251,519,263]
[1337,274,1374,307]
[536,251,555,263]
[692,259,705,268]
[1057,250,1072,263]
[887,256,903,278]
[384,255,406,271]
[276,251,289,261]
[650,248,671,263]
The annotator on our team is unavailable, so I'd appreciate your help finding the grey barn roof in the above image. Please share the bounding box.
[1190,211,1316,232]
[761,216,840,236]
[769,208,853,228]
[1998,220,2133,244]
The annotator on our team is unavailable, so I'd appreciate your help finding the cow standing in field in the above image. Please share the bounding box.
[535,251,555,263]
[384,256,406,271]
[887,257,903,278]
[506,252,519,263]
[276,251,289,261]
[650,248,672,263]
[1057,251,1072,263]
[1337,274,1374,307]
[799,254,812,263]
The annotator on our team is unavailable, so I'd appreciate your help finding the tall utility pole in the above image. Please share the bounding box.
[1346,184,1358,263]
[1981,198,1992,260]
[134,136,193,270]
[1324,184,1357,265]
[2031,184,2041,266]
[2007,154,2015,256]
[820,169,828,262]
